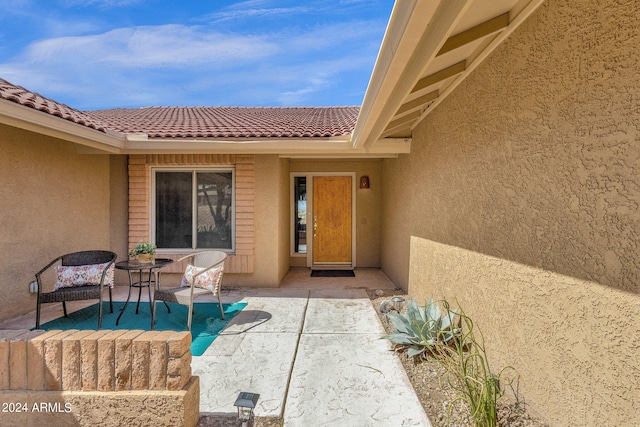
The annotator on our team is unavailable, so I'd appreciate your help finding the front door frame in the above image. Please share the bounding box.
[290,172,357,269]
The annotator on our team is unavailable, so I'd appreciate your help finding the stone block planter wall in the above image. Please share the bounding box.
[0,329,199,427]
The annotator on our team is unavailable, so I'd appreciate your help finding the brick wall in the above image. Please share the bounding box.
[128,154,255,273]
[0,329,192,392]
[0,329,199,427]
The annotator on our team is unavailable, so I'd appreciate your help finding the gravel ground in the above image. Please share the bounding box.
[197,415,283,427]
[367,289,548,427]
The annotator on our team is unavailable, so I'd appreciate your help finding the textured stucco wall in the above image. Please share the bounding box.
[109,155,129,285]
[289,159,383,267]
[0,125,111,322]
[278,158,292,281]
[381,0,640,424]
[221,155,284,287]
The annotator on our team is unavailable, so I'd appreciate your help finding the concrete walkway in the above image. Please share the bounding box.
[196,269,432,426]
[0,268,432,426]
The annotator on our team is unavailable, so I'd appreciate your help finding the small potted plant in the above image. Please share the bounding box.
[128,242,156,264]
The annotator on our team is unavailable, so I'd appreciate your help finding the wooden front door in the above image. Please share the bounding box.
[312,176,352,265]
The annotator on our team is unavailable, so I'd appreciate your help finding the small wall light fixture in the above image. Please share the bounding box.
[234,392,260,426]
[391,296,405,313]
[359,175,370,189]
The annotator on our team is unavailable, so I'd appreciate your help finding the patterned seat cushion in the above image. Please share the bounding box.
[180,264,224,292]
[54,262,115,290]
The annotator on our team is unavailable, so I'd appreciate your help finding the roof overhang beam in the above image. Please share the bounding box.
[437,12,509,56]
[396,90,439,116]
[413,0,547,127]
[351,0,474,150]
[352,0,547,150]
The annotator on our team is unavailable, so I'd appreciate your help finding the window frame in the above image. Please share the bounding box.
[151,166,236,254]
[290,174,310,257]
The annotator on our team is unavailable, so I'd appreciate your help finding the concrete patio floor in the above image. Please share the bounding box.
[1,268,432,426]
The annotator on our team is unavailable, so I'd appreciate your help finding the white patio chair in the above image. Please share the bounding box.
[151,250,227,331]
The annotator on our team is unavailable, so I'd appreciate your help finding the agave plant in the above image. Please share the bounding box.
[383,298,459,358]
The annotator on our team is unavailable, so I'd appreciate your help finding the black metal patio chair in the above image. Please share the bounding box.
[35,250,117,329]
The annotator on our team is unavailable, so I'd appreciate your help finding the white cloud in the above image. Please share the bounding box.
[0,1,388,109]
[280,20,383,53]
[207,6,312,24]
[19,25,278,68]
[0,0,32,14]
[269,53,375,105]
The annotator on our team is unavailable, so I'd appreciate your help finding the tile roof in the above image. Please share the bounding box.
[0,78,359,138]
[0,78,108,132]
[88,106,359,138]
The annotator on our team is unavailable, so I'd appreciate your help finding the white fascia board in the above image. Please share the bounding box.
[0,99,125,153]
[123,135,410,157]
[124,136,352,153]
[369,137,411,154]
[281,153,398,159]
[351,0,422,149]
[352,0,472,149]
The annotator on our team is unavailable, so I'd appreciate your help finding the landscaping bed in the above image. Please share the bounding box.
[367,289,548,427]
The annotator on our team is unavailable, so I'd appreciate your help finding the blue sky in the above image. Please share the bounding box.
[0,0,393,110]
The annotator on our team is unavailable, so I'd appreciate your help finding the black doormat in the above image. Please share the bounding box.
[310,270,355,277]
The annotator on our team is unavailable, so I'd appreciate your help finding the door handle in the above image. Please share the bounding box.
[313,216,318,237]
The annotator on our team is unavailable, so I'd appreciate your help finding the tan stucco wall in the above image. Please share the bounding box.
[278,158,292,280]
[224,155,289,286]
[289,159,382,267]
[0,125,112,323]
[109,155,129,285]
[381,0,640,425]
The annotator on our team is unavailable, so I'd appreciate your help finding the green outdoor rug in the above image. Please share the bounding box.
[37,300,247,356]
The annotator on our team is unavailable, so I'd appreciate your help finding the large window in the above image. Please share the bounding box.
[154,169,234,251]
